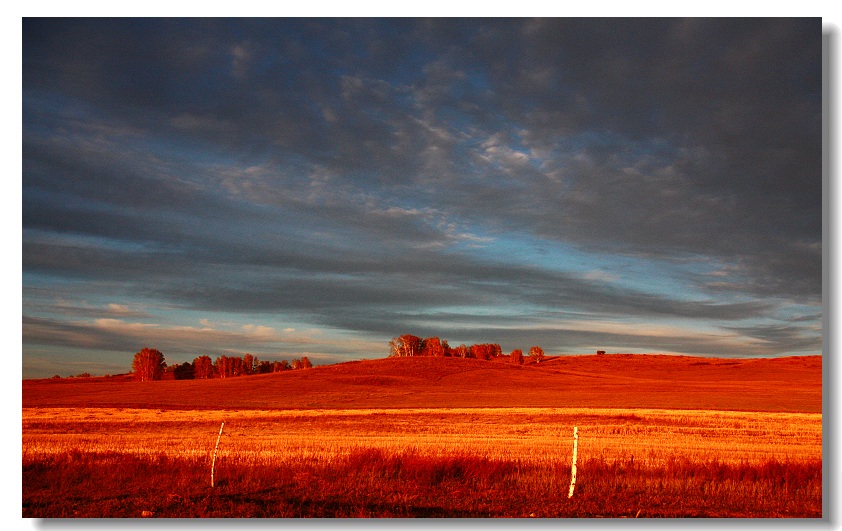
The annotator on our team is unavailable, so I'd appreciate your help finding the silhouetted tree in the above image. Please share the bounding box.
[257,360,272,374]
[300,356,313,369]
[132,348,166,382]
[173,362,194,380]
[510,349,524,365]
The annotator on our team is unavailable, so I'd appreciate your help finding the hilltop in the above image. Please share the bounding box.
[22,354,822,413]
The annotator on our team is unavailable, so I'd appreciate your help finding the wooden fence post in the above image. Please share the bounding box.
[211,421,224,488]
[568,426,578,498]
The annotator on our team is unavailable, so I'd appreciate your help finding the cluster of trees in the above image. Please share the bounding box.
[131,348,313,382]
[389,335,545,364]
[189,354,313,379]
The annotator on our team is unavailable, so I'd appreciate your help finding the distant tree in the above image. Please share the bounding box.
[390,334,422,357]
[270,360,291,372]
[242,353,256,375]
[291,358,302,370]
[300,356,313,369]
[257,360,272,374]
[470,344,486,360]
[470,344,500,361]
[215,355,233,378]
[421,337,445,357]
[173,362,194,380]
[452,344,469,358]
[510,349,524,365]
[132,348,166,382]
[441,339,451,357]
[529,346,545,363]
[231,356,244,376]
[193,356,214,379]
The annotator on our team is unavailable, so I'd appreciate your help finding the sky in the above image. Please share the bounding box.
[21,18,824,378]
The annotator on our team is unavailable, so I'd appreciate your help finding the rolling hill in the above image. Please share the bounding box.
[22,354,822,413]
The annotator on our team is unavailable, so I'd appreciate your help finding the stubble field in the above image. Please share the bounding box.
[22,355,823,517]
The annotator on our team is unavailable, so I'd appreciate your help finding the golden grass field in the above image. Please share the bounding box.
[23,407,821,467]
[22,354,823,517]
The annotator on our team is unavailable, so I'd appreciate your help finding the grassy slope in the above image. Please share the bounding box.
[22,354,822,413]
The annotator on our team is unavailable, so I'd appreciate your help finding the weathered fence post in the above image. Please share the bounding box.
[211,421,225,488]
[568,426,578,498]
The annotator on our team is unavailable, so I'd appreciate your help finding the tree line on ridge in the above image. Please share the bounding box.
[131,347,312,381]
[389,334,545,364]
[81,337,548,382]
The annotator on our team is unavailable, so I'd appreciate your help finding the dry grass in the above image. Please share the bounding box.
[22,407,821,517]
[23,407,821,466]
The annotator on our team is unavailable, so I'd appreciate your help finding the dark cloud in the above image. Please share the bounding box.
[724,323,821,354]
[414,18,822,299]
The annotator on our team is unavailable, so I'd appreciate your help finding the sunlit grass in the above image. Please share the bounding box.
[23,407,821,465]
[23,407,821,517]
